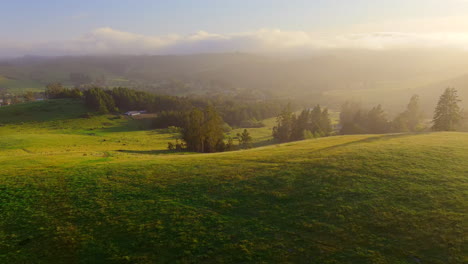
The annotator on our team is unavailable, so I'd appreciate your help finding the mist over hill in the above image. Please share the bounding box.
[1,49,468,114]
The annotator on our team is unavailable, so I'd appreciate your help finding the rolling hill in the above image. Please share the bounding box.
[0,100,466,263]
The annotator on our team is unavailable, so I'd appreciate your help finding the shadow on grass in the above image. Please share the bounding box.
[252,139,277,148]
[320,132,433,152]
[0,99,88,124]
[117,149,188,155]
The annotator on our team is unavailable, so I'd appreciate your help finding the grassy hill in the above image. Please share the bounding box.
[0,75,44,94]
[0,101,467,263]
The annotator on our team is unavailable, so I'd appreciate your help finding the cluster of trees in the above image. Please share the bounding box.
[45,83,83,99]
[273,105,332,143]
[81,87,286,127]
[82,87,193,114]
[83,87,116,113]
[180,107,226,153]
[218,100,285,127]
[339,95,424,134]
[340,103,394,134]
[168,107,252,153]
[340,88,465,134]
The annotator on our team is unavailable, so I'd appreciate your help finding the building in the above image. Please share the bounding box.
[124,111,141,116]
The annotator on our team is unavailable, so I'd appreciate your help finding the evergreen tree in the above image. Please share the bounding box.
[339,101,362,128]
[237,129,253,149]
[341,110,367,134]
[367,104,389,133]
[202,106,225,153]
[182,108,205,152]
[319,108,332,136]
[432,88,463,131]
[309,105,323,134]
[273,104,294,143]
[393,95,423,132]
[291,109,309,140]
[83,87,116,113]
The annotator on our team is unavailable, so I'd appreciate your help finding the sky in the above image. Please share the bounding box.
[2,0,468,57]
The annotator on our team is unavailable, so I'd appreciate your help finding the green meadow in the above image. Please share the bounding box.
[0,76,44,94]
[0,100,467,263]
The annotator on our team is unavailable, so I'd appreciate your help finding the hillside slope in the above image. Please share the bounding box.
[0,127,467,263]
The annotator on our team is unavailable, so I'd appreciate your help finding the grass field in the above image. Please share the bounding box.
[0,100,467,263]
[0,75,44,94]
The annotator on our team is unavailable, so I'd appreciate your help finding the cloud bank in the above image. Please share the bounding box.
[2,27,468,57]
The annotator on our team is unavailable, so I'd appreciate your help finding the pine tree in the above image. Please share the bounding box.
[182,108,205,152]
[320,108,332,136]
[432,88,463,131]
[237,129,253,149]
[291,109,309,141]
[202,106,225,153]
[393,95,423,132]
[309,105,322,134]
[367,104,389,133]
[273,104,294,143]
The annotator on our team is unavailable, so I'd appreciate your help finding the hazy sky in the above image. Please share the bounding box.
[2,0,468,56]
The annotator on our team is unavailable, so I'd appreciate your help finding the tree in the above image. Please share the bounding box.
[24,91,35,102]
[291,109,309,141]
[181,107,225,153]
[309,105,322,135]
[339,101,362,128]
[367,104,389,133]
[393,95,424,132]
[274,104,333,142]
[237,129,253,149]
[273,104,294,143]
[341,110,367,135]
[68,87,83,99]
[202,106,225,153]
[182,108,205,152]
[319,108,332,136]
[83,87,116,114]
[45,83,65,99]
[432,88,463,131]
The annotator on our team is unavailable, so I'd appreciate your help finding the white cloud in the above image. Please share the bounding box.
[2,26,468,57]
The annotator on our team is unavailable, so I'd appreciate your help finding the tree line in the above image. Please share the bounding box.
[273,105,333,143]
[339,88,465,134]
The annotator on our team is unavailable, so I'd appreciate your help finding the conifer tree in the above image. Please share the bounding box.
[273,104,294,143]
[237,129,253,149]
[393,95,423,132]
[320,108,332,136]
[367,104,389,133]
[432,88,463,131]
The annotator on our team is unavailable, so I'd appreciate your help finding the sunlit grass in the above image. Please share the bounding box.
[0,100,467,263]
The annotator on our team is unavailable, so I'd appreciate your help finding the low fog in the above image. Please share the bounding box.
[1,49,468,118]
